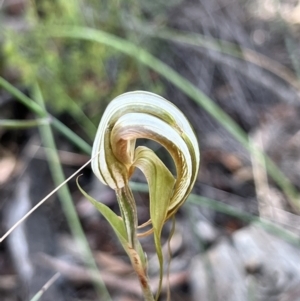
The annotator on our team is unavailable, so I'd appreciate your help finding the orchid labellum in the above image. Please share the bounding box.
[79,91,200,300]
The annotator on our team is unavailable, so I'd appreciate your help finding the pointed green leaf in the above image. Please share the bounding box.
[77,178,147,269]
[76,177,128,245]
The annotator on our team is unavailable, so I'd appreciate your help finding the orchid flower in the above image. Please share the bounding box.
[78,91,200,300]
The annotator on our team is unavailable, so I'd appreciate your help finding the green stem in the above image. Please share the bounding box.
[116,185,154,301]
[127,246,155,301]
[115,186,138,249]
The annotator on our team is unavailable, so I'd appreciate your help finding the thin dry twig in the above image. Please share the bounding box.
[0,154,97,243]
[30,272,60,301]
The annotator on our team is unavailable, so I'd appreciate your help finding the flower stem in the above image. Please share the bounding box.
[116,185,138,249]
[128,247,155,301]
[116,185,155,301]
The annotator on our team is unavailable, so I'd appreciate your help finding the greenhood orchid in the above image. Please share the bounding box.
[81,91,200,300]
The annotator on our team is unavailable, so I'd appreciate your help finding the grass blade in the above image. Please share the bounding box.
[32,83,111,301]
[48,26,300,210]
[130,181,300,246]
[136,23,300,91]
[0,118,50,128]
[187,194,300,246]
[0,76,92,154]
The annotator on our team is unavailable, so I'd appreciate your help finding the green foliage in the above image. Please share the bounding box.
[1,0,170,116]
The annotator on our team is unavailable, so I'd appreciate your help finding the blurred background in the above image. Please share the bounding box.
[1,0,300,300]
